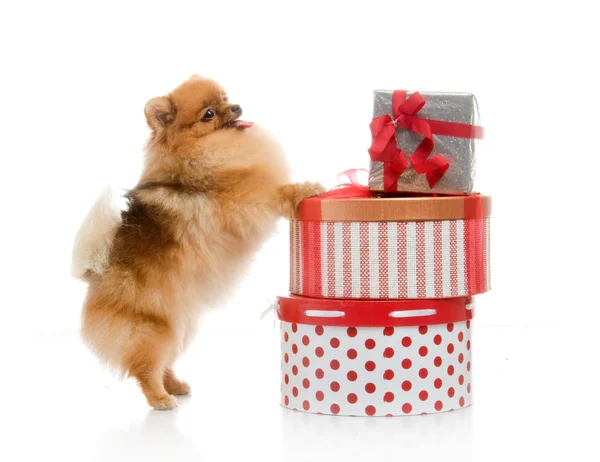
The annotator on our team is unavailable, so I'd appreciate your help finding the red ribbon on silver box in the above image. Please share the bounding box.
[368,90,485,192]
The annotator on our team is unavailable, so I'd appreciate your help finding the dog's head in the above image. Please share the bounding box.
[144,75,253,145]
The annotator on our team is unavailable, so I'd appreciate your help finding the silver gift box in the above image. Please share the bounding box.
[369,90,480,194]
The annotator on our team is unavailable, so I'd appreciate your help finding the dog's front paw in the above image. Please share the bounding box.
[278,182,326,220]
[148,394,178,411]
[298,181,327,201]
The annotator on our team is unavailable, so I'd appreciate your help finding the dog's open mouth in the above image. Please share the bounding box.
[223,120,254,130]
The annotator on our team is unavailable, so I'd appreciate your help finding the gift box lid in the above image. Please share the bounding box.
[297,194,491,222]
[277,295,474,327]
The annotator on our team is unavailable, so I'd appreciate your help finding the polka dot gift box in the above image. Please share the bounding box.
[278,296,473,416]
[291,194,491,300]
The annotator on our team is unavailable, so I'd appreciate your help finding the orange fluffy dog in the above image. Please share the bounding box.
[72,75,324,410]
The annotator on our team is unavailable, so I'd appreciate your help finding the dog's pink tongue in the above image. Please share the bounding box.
[234,120,254,129]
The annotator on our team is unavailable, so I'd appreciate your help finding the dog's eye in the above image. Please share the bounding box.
[223,96,229,102]
[202,109,216,121]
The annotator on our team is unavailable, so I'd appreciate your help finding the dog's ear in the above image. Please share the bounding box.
[144,96,176,132]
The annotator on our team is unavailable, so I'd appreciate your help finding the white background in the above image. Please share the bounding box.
[1,1,599,461]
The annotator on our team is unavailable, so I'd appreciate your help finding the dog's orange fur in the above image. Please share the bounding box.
[78,75,324,410]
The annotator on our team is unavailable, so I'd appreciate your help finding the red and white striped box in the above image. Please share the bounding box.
[290,195,491,299]
[278,295,474,416]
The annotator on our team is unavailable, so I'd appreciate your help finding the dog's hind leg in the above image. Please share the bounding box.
[124,322,179,410]
[163,368,191,396]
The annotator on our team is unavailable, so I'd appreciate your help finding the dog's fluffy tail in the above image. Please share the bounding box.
[71,187,122,279]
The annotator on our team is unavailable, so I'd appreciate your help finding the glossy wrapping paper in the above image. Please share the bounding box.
[369,90,481,194]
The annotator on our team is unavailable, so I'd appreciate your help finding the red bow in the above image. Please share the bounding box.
[318,169,373,199]
[369,90,485,191]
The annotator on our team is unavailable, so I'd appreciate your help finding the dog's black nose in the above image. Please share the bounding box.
[230,105,242,114]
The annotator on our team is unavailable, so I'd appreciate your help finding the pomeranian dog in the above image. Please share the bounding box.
[72,75,324,410]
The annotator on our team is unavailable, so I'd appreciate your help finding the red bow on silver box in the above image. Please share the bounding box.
[368,90,485,192]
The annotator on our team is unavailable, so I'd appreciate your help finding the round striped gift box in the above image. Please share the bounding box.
[290,195,491,299]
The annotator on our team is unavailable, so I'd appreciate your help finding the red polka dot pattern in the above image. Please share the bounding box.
[281,320,472,416]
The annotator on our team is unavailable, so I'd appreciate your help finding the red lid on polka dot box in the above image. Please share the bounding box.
[290,195,491,299]
[278,295,474,417]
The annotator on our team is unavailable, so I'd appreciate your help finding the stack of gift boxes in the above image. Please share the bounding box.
[278,89,491,416]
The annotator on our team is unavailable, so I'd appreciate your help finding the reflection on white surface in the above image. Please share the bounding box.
[2,325,597,462]
[93,403,203,462]
[280,406,472,462]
